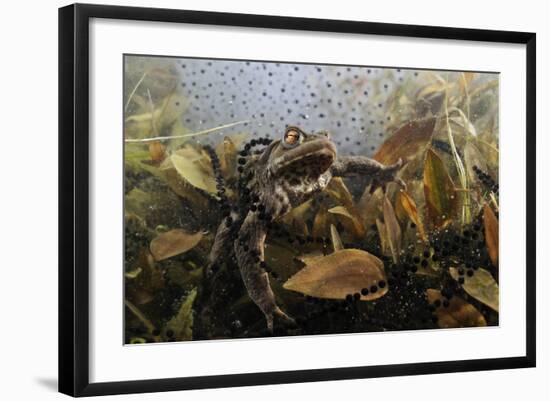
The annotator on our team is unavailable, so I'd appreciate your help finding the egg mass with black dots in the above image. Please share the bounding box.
[162,57,431,155]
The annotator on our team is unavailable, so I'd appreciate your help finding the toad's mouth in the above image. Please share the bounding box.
[271,138,337,177]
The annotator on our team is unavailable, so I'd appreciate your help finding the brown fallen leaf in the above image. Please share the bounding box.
[215,136,237,180]
[449,267,499,312]
[312,207,329,239]
[330,224,344,252]
[325,177,355,210]
[167,145,217,194]
[464,141,488,185]
[281,199,312,236]
[148,140,166,163]
[426,289,487,328]
[376,218,389,255]
[396,190,427,242]
[383,195,402,264]
[358,187,384,229]
[328,206,365,238]
[150,229,203,261]
[475,137,499,168]
[423,148,456,229]
[283,249,387,301]
[374,117,436,165]
[296,250,325,266]
[483,204,499,266]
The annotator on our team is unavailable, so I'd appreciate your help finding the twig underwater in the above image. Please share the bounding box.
[124,120,250,143]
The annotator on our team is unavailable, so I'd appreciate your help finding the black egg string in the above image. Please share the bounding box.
[203,145,226,202]
[235,137,306,231]
[236,136,273,174]
[420,222,496,323]
[203,145,236,230]
[473,165,499,194]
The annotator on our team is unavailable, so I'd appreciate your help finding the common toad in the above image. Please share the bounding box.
[207,126,404,331]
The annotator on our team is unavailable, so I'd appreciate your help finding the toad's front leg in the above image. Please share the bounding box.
[234,212,294,331]
[330,156,405,192]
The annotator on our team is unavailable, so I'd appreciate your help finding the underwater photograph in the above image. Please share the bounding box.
[123,54,500,344]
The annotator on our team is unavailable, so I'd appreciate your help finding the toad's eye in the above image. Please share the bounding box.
[282,128,303,148]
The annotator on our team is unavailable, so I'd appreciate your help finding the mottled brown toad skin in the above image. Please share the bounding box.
[206,127,403,331]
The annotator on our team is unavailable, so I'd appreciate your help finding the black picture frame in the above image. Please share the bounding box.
[58,3,536,397]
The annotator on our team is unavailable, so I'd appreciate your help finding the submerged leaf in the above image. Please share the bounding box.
[164,288,197,341]
[374,117,436,165]
[396,190,427,242]
[170,152,217,193]
[423,148,456,228]
[475,138,499,169]
[215,136,237,180]
[125,267,143,279]
[330,224,344,252]
[312,207,329,239]
[483,204,499,266]
[296,250,325,266]
[327,205,353,219]
[464,141,489,186]
[449,267,499,312]
[383,195,402,264]
[283,249,387,301]
[328,206,365,238]
[376,218,389,255]
[158,157,212,206]
[148,140,166,163]
[449,107,477,137]
[358,187,384,228]
[125,148,165,179]
[325,177,355,210]
[125,94,187,140]
[150,229,203,261]
[426,289,486,328]
[281,199,312,236]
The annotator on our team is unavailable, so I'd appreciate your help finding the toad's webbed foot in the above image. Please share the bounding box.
[269,307,296,332]
[369,158,406,193]
[234,212,294,332]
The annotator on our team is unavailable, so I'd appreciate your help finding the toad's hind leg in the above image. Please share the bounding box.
[234,212,294,331]
[195,214,239,339]
[205,213,239,278]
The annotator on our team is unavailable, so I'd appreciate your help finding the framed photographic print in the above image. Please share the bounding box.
[58,3,536,397]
